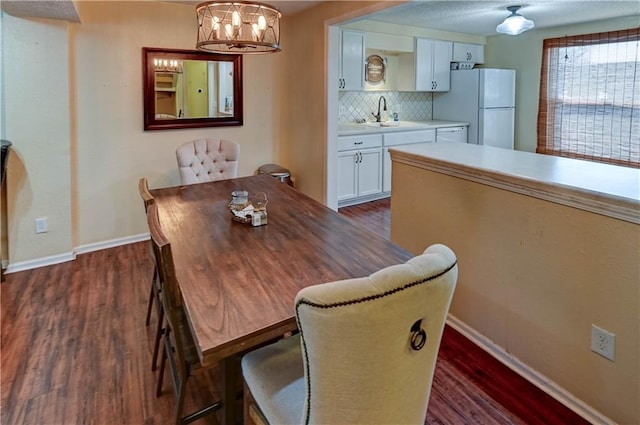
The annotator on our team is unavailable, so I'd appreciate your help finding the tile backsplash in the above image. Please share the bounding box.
[338,91,433,124]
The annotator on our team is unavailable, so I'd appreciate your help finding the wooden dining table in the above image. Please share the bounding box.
[151,174,412,424]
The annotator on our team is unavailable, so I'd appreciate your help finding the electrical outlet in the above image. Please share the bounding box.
[35,217,48,234]
[591,324,615,361]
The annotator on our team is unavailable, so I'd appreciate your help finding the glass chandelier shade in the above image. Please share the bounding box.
[496,5,535,36]
[196,1,281,54]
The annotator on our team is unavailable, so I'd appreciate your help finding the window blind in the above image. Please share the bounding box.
[537,28,639,168]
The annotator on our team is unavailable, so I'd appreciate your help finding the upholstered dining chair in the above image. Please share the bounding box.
[241,244,458,425]
[146,202,223,425]
[176,139,239,185]
[138,177,164,372]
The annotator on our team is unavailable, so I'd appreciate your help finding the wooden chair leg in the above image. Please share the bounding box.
[174,379,187,425]
[151,307,164,371]
[156,332,168,397]
[145,277,155,326]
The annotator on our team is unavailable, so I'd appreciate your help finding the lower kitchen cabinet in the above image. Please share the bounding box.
[383,129,436,192]
[337,147,383,204]
[338,148,382,203]
[336,125,462,206]
[337,134,384,206]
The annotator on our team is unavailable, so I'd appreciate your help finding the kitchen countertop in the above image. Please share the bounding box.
[338,120,468,136]
[389,142,640,224]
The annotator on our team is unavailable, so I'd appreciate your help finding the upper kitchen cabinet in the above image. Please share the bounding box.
[339,29,365,91]
[452,42,484,64]
[398,38,452,92]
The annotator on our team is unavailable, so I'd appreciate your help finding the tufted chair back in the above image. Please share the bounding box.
[176,139,239,185]
[241,244,458,425]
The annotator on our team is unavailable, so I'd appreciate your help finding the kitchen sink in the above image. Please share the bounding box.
[363,121,400,127]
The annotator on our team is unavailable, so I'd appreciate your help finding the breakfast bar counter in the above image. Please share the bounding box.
[389,142,639,224]
[388,142,639,424]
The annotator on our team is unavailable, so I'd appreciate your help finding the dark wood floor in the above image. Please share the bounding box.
[0,198,590,425]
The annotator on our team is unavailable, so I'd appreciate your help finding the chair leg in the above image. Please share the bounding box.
[174,378,188,425]
[145,282,154,326]
[156,331,168,397]
[145,268,157,326]
[151,307,165,371]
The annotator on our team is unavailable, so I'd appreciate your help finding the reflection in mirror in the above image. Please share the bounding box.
[143,47,242,130]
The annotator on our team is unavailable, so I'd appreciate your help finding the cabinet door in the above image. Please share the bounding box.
[357,148,383,197]
[432,40,452,92]
[414,38,433,91]
[415,38,452,92]
[452,42,484,63]
[337,150,358,201]
[340,30,365,91]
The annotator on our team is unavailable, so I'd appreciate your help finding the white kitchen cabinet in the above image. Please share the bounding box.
[398,38,452,92]
[452,42,484,64]
[339,29,365,91]
[382,129,435,192]
[338,148,383,202]
[337,133,383,204]
[436,126,468,144]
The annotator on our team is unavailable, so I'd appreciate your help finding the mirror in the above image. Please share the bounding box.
[143,47,243,130]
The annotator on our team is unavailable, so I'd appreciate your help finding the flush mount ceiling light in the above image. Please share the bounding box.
[196,1,282,54]
[496,5,535,36]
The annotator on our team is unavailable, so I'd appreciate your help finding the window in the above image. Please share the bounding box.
[538,28,639,168]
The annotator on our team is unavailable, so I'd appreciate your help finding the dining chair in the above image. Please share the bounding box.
[138,177,164,372]
[147,202,223,425]
[176,138,239,185]
[241,244,458,425]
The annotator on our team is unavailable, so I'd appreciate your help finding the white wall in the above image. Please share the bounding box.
[485,15,640,152]
[3,15,73,264]
[2,1,289,267]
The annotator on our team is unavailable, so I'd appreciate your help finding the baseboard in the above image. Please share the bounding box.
[73,233,149,255]
[445,314,614,425]
[6,252,76,274]
[4,233,150,275]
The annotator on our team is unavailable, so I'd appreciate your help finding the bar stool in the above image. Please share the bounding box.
[256,163,294,187]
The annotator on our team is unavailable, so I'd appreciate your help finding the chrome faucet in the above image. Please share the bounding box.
[372,95,387,122]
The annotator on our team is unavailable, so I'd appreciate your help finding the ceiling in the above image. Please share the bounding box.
[1,0,81,22]
[357,1,640,37]
[0,0,321,23]
[1,0,638,37]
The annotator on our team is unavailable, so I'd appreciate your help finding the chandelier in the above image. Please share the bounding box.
[196,1,282,54]
[153,58,183,73]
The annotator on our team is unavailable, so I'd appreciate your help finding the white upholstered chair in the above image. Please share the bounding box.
[176,139,239,185]
[241,244,458,425]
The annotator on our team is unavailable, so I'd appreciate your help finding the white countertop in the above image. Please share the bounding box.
[390,142,640,224]
[338,120,468,136]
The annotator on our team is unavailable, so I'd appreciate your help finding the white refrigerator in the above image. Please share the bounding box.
[434,68,516,149]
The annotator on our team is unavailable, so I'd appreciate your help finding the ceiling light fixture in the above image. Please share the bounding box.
[496,5,535,36]
[196,1,282,54]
